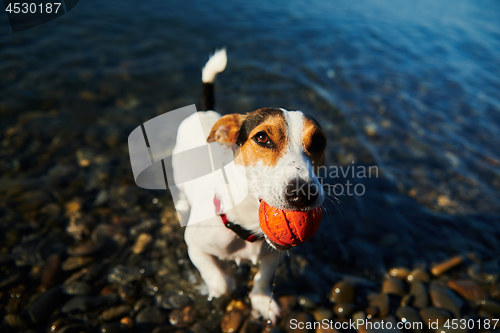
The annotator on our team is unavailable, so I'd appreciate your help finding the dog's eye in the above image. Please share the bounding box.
[253,131,273,148]
[308,133,326,153]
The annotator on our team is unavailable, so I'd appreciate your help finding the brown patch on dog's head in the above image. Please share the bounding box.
[235,108,287,167]
[207,114,246,146]
[302,116,327,168]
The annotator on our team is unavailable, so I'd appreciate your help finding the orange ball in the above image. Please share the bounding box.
[259,200,322,247]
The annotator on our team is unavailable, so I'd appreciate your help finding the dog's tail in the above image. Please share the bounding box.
[201,48,227,110]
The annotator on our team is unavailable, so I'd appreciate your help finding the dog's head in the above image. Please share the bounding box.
[207,107,326,211]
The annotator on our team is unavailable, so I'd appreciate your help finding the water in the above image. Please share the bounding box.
[1,0,500,264]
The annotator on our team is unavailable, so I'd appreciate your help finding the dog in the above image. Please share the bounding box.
[172,49,327,323]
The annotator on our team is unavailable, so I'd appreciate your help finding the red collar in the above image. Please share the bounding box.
[213,195,261,242]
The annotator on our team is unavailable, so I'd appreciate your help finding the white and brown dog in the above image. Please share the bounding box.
[172,49,327,323]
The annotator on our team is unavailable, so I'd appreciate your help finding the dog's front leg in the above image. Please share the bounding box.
[249,251,280,324]
[187,246,233,299]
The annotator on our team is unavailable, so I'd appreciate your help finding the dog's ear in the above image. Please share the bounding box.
[207,114,246,145]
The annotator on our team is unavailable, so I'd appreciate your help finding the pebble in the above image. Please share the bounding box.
[40,253,62,291]
[155,291,192,310]
[389,267,410,280]
[61,256,93,271]
[28,286,69,325]
[409,281,429,309]
[447,279,486,302]
[479,300,500,316]
[431,255,463,276]
[226,299,250,316]
[419,307,452,325]
[220,309,244,333]
[407,269,430,283]
[99,304,131,321]
[169,305,196,327]
[330,280,356,304]
[368,293,390,317]
[135,306,164,325]
[61,295,116,313]
[429,281,464,317]
[107,265,143,286]
[333,303,354,318]
[62,281,91,296]
[132,233,153,254]
[67,238,105,257]
[382,276,406,296]
[395,307,423,332]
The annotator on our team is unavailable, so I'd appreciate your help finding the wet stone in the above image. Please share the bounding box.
[431,255,463,276]
[100,322,130,333]
[61,295,116,313]
[67,238,105,257]
[220,309,244,333]
[419,307,452,326]
[389,267,410,280]
[368,293,390,317]
[61,256,93,271]
[479,300,500,316]
[136,306,164,325]
[108,265,143,286]
[333,303,354,318]
[407,269,430,283]
[40,253,62,291]
[155,291,191,310]
[62,281,91,296]
[400,294,414,307]
[169,305,196,327]
[239,319,262,333]
[409,282,429,309]
[132,233,153,254]
[279,295,298,315]
[99,304,131,321]
[382,276,406,296]
[447,279,486,302]
[28,286,69,325]
[429,281,464,317]
[312,307,333,321]
[226,299,250,316]
[395,307,423,332]
[330,280,356,304]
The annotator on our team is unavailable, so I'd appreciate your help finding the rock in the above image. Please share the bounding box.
[330,280,356,304]
[220,310,244,333]
[100,323,130,333]
[67,238,105,257]
[407,269,430,283]
[61,295,116,313]
[225,299,250,316]
[132,233,152,254]
[279,295,298,315]
[28,286,69,325]
[239,319,262,333]
[400,294,414,307]
[429,281,464,317]
[409,282,429,309]
[108,265,143,286]
[40,253,62,291]
[312,307,333,321]
[419,307,452,327]
[382,276,406,296]
[61,256,93,271]
[395,307,423,332]
[447,279,486,302]
[99,304,131,321]
[169,305,195,327]
[333,303,354,318]
[136,306,164,325]
[368,293,390,317]
[431,255,463,276]
[62,281,91,296]
[389,267,410,280]
[155,292,191,310]
[120,316,133,328]
[479,300,500,316]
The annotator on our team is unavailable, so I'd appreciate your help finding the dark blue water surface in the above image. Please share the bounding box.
[1,0,499,217]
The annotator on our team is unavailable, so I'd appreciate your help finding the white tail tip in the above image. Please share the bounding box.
[202,48,227,83]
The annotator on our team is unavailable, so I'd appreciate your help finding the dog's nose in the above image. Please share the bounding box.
[285,178,319,208]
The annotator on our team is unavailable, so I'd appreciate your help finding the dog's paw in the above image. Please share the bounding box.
[249,293,280,325]
[207,275,235,299]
